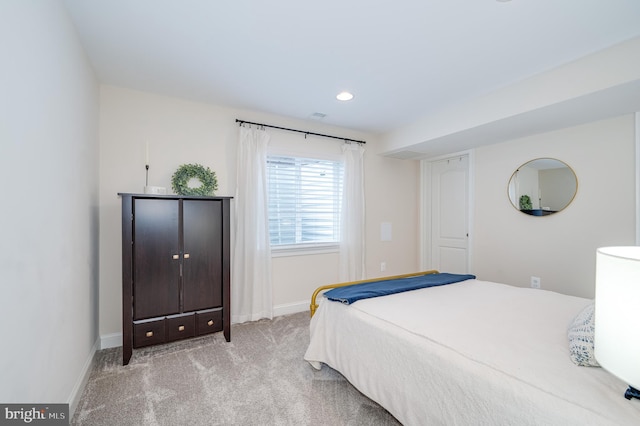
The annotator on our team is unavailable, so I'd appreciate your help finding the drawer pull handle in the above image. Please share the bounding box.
[178,325,185,332]
[146,331,153,337]
[172,254,179,260]
[207,320,214,327]
[184,253,190,259]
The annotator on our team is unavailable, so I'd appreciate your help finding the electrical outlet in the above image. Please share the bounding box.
[530,276,541,289]
[380,261,386,272]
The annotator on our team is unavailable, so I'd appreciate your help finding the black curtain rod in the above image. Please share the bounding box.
[235,119,366,144]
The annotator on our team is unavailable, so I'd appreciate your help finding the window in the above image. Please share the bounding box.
[267,155,343,250]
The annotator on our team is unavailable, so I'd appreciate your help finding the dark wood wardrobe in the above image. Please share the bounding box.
[119,193,231,365]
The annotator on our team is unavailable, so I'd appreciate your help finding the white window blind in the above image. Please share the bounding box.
[267,155,343,248]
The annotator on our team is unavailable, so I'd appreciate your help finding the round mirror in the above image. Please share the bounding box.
[508,158,577,216]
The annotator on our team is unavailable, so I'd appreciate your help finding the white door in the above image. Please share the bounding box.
[428,155,469,274]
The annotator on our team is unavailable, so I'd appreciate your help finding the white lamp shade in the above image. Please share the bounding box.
[594,246,640,390]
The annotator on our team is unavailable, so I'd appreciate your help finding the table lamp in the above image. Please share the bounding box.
[595,246,640,400]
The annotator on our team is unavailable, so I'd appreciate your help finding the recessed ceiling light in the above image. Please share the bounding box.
[336,91,354,101]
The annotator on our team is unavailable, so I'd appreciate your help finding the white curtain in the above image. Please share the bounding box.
[339,143,366,281]
[232,126,272,323]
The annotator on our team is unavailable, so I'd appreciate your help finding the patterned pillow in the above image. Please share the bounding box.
[568,302,600,367]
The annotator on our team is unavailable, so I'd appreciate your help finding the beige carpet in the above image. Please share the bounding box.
[72,311,401,425]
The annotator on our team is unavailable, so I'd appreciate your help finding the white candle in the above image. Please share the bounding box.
[145,142,149,165]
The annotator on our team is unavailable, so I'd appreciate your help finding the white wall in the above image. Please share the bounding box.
[471,115,635,298]
[0,0,99,413]
[99,86,420,340]
[539,167,576,211]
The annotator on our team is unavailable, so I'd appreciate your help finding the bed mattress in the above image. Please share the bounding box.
[304,279,640,425]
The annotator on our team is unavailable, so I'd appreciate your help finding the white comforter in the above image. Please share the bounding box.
[304,279,640,425]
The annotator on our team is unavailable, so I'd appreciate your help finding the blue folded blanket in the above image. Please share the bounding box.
[324,273,476,304]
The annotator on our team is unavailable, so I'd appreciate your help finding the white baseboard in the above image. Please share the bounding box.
[98,301,309,350]
[67,338,99,419]
[273,300,309,317]
[100,332,122,350]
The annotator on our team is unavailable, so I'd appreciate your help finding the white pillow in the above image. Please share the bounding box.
[568,302,600,367]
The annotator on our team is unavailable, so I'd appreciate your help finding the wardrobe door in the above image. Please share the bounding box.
[182,199,222,312]
[133,198,181,319]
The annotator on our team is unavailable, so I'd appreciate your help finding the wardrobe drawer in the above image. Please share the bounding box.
[133,318,165,348]
[196,309,223,336]
[166,313,195,342]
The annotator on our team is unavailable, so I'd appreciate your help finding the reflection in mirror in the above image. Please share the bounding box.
[508,158,577,216]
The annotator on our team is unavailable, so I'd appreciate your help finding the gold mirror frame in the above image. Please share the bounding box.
[507,158,578,217]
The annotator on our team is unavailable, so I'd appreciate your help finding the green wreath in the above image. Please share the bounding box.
[519,194,532,210]
[171,163,218,196]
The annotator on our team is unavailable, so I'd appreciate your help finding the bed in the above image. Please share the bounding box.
[304,271,640,425]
